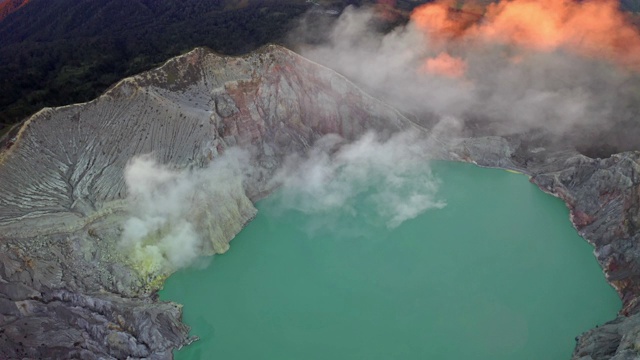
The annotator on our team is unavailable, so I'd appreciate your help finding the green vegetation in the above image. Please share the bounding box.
[0,0,425,130]
[0,0,304,127]
[0,0,636,133]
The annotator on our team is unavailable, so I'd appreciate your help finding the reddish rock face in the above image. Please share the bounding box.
[215,47,409,153]
[1,43,640,360]
[0,0,29,22]
[0,45,415,359]
[572,209,596,228]
[0,45,411,232]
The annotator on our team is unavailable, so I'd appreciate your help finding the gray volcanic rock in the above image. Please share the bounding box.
[444,136,640,359]
[0,44,639,359]
[0,45,412,359]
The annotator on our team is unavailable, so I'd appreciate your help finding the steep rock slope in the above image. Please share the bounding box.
[1,44,640,359]
[0,45,411,359]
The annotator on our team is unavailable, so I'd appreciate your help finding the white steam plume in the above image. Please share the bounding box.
[295,5,640,148]
[269,130,446,229]
[119,148,257,275]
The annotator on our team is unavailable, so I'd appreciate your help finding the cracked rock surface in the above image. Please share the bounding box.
[0,45,411,359]
[0,45,639,359]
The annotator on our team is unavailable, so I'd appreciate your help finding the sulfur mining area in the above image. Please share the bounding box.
[2,5,640,358]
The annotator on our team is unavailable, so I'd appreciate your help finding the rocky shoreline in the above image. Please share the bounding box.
[442,136,640,359]
[0,45,638,359]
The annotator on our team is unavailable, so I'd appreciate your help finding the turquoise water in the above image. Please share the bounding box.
[160,161,620,360]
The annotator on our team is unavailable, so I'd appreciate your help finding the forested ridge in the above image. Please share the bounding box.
[0,0,638,135]
[0,0,427,134]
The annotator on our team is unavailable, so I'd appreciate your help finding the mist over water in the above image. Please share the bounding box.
[269,131,445,229]
[161,161,620,360]
[118,130,445,271]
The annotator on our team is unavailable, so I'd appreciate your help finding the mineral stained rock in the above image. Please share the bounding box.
[0,44,638,359]
[0,45,411,359]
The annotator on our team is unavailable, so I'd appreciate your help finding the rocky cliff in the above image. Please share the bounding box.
[0,45,411,359]
[0,45,638,359]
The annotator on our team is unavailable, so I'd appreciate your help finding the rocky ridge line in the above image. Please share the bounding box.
[0,44,411,359]
[0,45,638,359]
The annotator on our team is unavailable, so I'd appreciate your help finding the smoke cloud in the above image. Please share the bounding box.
[118,0,640,275]
[119,129,451,273]
[296,1,640,152]
[119,148,257,275]
[269,130,446,229]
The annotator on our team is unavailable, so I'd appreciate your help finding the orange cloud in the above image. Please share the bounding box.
[412,1,478,40]
[410,0,640,69]
[422,52,467,78]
